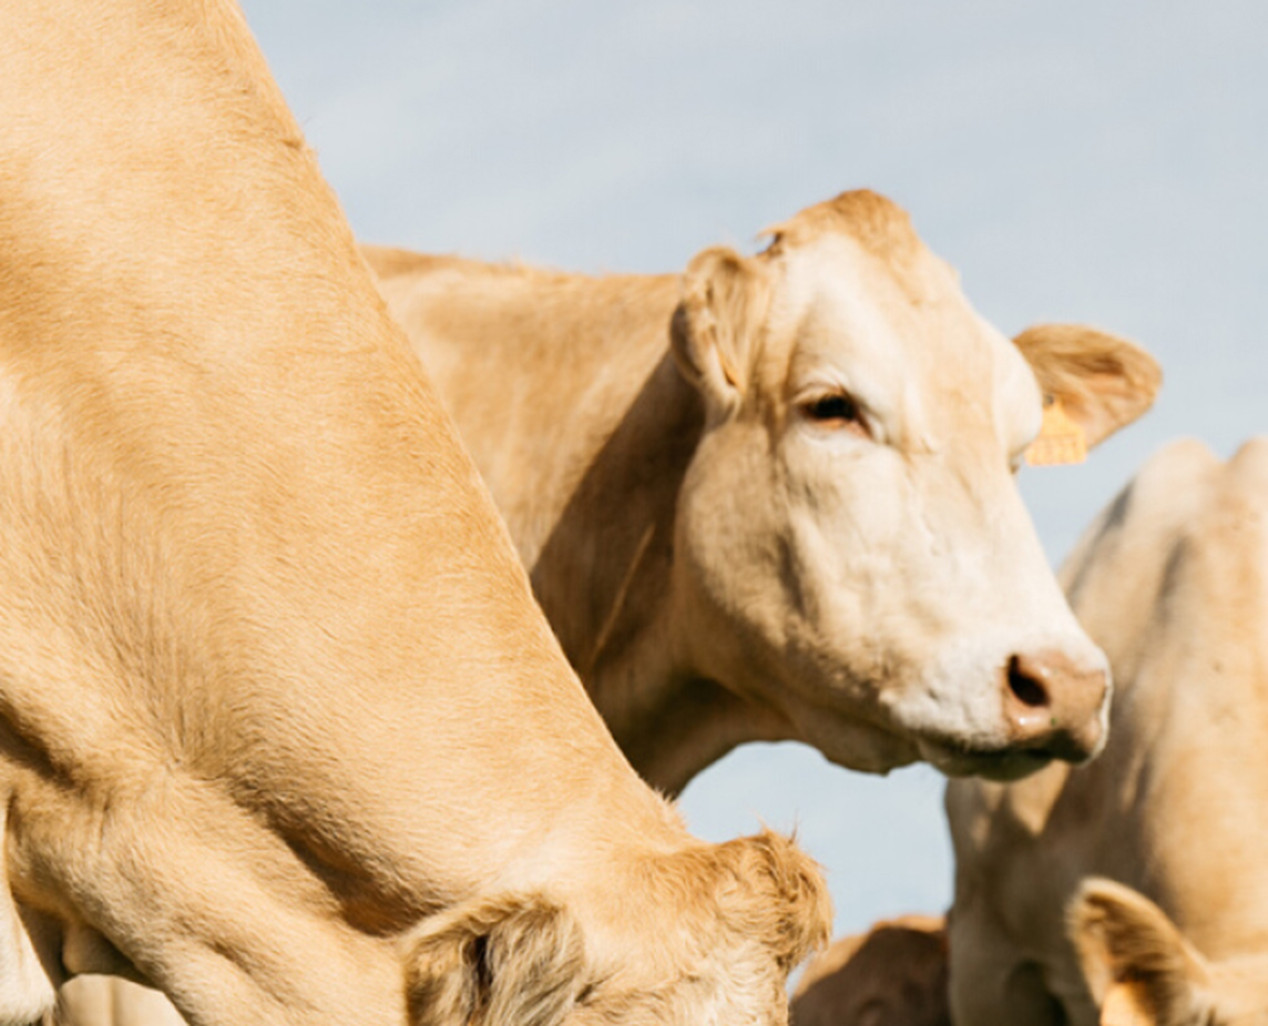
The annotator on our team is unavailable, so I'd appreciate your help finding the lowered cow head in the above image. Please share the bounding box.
[669,190,1160,780]
[406,830,831,1026]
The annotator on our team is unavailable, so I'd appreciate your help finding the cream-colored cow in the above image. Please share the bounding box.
[366,200,1161,793]
[790,915,951,1026]
[947,438,1268,1024]
[0,3,831,1025]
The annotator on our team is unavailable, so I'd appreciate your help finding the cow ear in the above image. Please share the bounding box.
[1068,878,1213,1026]
[1100,980,1156,1026]
[405,893,590,1026]
[670,246,772,413]
[717,830,833,972]
[1013,325,1162,449]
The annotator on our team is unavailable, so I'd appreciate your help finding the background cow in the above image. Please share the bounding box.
[790,914,951,1026]
[947,438,1268,1024]
[366,204,1161,794]
[0,3,830,1024]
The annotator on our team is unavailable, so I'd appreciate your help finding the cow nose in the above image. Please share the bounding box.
[1001,650,1109,762]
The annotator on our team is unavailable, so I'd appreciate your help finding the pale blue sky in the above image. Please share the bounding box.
[242,0,1268,934]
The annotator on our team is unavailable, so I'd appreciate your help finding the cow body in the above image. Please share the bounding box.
[366,209,1160,793]
[947,438,1268,1025]
[0,4,829,1025]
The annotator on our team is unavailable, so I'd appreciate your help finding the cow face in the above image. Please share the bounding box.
[670,190,1160,781]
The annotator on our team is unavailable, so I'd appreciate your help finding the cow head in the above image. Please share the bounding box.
[1069,878,1268,1026]
[669,190,1160,780]
[405,830,831,1026]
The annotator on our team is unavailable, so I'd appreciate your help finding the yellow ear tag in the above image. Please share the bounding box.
[1100,981,1153,1026]
[1026,397,1088,467]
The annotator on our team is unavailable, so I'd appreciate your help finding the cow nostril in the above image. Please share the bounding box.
[1007,654,1049,709]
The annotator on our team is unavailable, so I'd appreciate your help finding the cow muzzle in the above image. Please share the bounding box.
[999,648,1109,764]
[906,640,1112,781]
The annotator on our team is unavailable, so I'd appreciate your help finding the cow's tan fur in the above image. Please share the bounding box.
[367,193,1161,792]
[947,438,1268,1025]
[0,4,830,1025]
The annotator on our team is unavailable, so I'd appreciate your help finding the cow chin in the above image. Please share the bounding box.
[904,696,1109,781]
[786,714,1068,781]
[899,708,1107,782]
[916,739,1060,783]
[771,680,1091,781]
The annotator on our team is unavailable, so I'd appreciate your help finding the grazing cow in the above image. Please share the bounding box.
[947,438,1268,1025]
[365,202,1160,794]
[790,915,951,1026]
[0,3,832,1025]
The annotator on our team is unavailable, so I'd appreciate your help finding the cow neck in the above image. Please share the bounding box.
[525,348,794,796]
[608,676,799,797]
[390,262,799,794]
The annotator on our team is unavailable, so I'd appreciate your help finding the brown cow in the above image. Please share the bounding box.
[365,205,1160,794]
[947,438,1268,1024]
[0,3,830,1025]
[791,915,951,1026]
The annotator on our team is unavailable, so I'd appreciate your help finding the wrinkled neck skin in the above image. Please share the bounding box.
[376,264,801,795]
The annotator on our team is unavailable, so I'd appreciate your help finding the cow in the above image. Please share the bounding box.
[0,3,832,1025]
[790,914,951,1026]
[364,199,1162,794]
[947,438,1268,1025]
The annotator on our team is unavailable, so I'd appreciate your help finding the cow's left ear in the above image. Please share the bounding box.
[1067,878,1213,1026]
[670,246,773,415]
[1013,325,1162,449]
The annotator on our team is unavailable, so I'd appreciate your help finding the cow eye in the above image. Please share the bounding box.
[803,393,863,428]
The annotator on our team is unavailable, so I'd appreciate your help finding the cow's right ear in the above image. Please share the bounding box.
[406,893,590,1026]
[1067,878,1213,1026]
[670,246,772,415]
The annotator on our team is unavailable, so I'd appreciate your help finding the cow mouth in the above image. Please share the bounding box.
[780,688,1100,780]
[916,736,1083,782]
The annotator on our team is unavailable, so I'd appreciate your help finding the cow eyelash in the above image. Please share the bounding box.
[801,392,867,433]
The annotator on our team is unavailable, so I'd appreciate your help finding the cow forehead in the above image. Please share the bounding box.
[766,230,1041,453]
[763,189,924,283]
